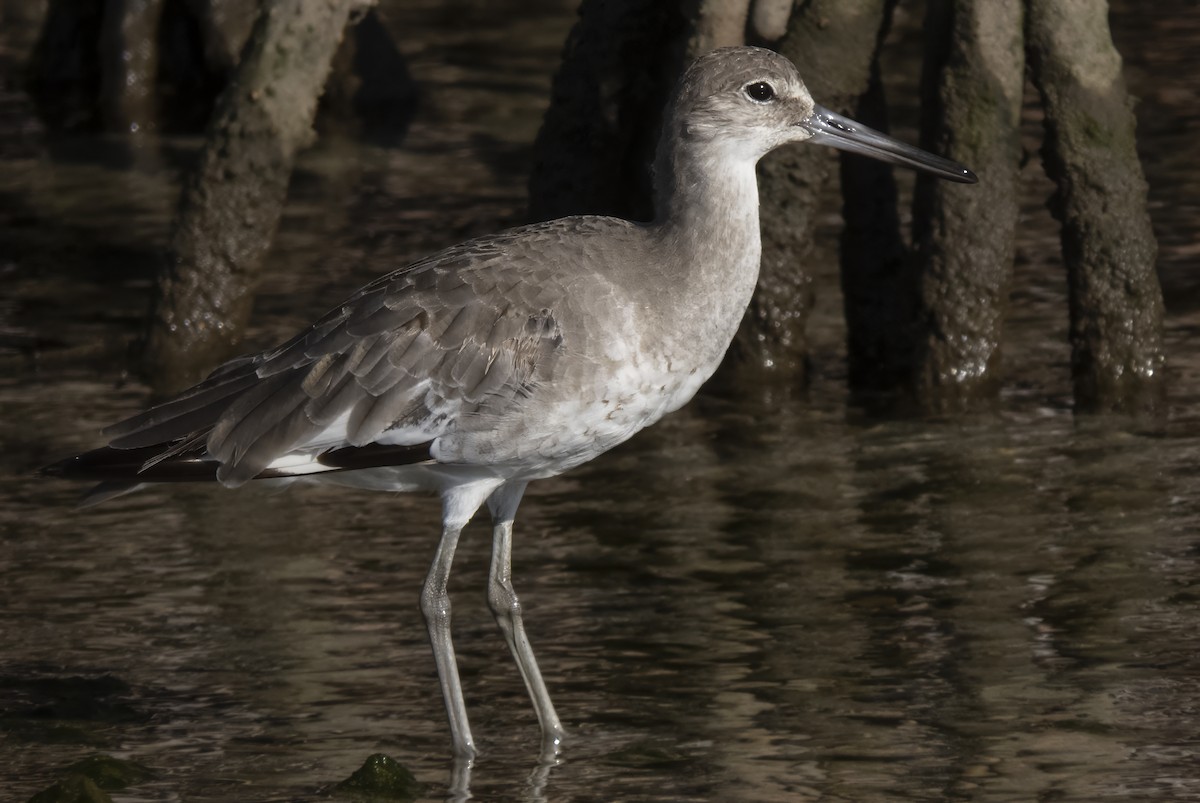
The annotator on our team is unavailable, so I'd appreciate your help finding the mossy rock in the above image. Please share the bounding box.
[26,753,154,803]
[65,755,154,790]
[26,773,112,803]
[333,753,426,801]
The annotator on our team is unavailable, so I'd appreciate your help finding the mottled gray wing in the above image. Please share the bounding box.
[104,219,617,486]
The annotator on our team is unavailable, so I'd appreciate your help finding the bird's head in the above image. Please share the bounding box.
[669,46,977,184]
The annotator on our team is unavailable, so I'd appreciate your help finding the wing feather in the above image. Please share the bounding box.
[347,331,402,379]
[105,363,259,446]
[208,373,304,465]
[306,368,364,426]
[346,382,425,446]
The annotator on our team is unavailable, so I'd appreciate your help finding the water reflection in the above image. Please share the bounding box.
[3,0,1200,800]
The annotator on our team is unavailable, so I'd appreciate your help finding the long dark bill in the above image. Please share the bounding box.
[803,104,978,184]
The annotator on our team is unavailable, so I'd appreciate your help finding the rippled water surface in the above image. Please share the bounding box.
[3,1,1200,801]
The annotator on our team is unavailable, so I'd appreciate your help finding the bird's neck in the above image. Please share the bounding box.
[652,132,763,241]
[648,129,765,361]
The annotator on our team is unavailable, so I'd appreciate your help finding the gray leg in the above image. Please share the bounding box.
[486,481,566,760]
[423,481,497,762]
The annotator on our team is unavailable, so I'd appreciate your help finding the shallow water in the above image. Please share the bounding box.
[3,1,1200,801]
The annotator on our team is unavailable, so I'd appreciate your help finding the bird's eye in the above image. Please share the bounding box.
[744,81,776,103]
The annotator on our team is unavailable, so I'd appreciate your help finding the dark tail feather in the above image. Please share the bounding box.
[42,440,437,483]
[42,440,437,506]
[41,445,222,483]
[41,445,220,508]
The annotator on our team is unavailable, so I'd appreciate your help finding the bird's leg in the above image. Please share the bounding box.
[423,482,495,762]
[486,481,566,761]
[422,519,474,761]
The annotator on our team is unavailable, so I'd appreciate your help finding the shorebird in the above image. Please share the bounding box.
[46,47,976,761]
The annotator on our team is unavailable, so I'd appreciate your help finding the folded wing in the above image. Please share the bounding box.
[104,224,584,486]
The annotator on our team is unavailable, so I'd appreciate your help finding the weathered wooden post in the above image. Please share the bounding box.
[909,0,1026,411]
[1026,0,1165,416]
[143,0,375,393]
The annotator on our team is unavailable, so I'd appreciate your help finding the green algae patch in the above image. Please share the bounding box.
[64,754,154,790]
[26,754,154,803]
[26,773,112,803]
[333,753,426,801]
